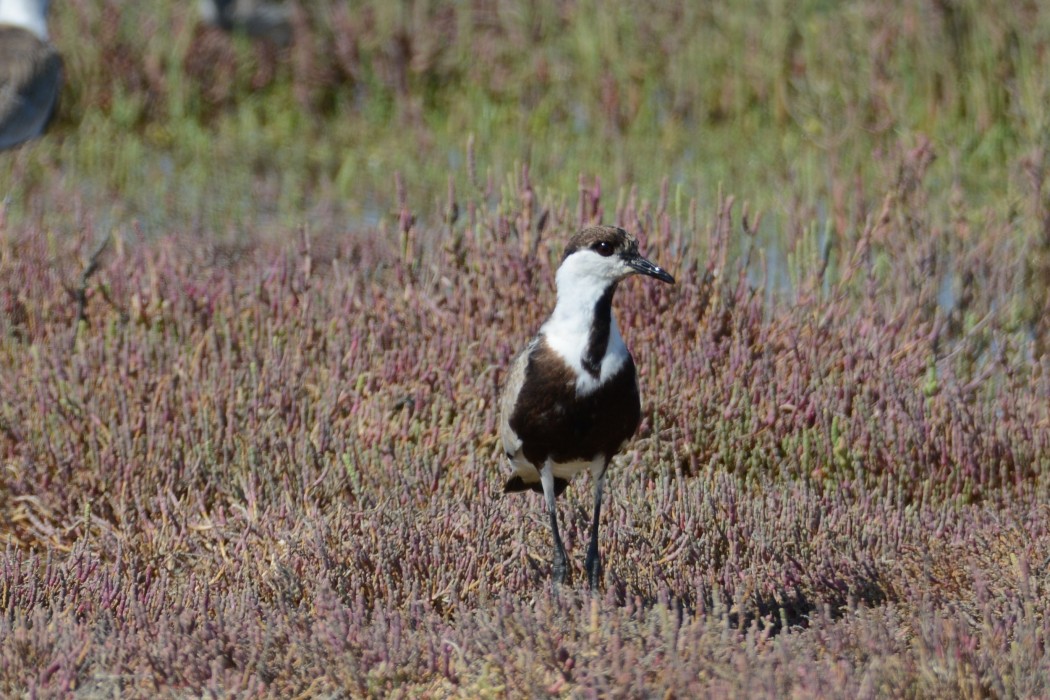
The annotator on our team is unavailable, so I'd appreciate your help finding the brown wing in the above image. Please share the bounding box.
[498,337,537,460]
[509,338,641,467]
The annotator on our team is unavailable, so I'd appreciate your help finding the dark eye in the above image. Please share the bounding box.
[593,241,615,257]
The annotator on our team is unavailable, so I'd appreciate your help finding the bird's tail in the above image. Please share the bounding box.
[504,474,569,496]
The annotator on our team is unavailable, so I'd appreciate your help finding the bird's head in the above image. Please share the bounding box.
[556,226,675,293]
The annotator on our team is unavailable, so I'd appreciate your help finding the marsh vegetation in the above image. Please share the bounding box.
[2,1,1050,696]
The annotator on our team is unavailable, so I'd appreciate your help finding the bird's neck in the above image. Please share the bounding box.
[0,2,48,40]
[542,273,627,389]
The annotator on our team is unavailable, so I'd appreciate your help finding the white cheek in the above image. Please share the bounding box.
[558,251,626,285]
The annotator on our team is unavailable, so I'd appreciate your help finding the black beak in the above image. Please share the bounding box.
[625,254,675,284]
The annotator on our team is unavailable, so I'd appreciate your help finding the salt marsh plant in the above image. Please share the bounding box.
[2,0,1050,696]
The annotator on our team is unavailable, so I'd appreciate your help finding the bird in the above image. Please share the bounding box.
[0,0,61,150]
[499,225,675,588]
[198,0,292,46]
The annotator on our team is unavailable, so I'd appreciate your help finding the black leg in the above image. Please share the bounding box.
[548,503,569,584]
[585,465,607,590]
[540,463,569,584]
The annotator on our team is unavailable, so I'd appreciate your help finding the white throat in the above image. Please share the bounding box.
[541,255,630,395]
[0,0,50,40]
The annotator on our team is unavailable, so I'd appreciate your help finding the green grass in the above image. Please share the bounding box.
[4,0,1049,240]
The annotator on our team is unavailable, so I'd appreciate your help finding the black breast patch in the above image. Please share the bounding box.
[508,339,641,470]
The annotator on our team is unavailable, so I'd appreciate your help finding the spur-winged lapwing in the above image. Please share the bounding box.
[499,225,674,588]
[0,0,61,150]
[199,0,292,46]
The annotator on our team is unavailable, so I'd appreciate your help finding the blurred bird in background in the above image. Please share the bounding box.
[0,0,61,150]
[198,0,292,46]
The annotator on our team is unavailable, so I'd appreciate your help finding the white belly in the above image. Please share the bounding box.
[509,454,605,485]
